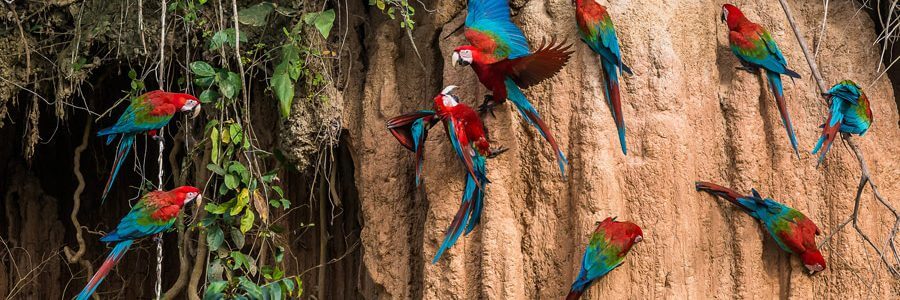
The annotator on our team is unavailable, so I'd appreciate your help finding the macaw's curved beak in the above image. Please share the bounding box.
[451,52,461,67]
[720,13,726,23]
[191,104,202,119]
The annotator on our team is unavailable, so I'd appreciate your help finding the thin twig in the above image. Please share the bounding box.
[63,117,94,295]
[777,0,900,278]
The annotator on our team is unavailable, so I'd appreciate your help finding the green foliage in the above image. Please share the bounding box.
[237,2,275,27]
[369,0,416,29]
[303,9,336,39]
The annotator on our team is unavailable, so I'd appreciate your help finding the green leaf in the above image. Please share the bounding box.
[207,163,226,176]
[190,61,216,77]
[228,123,243,147]
[280,198,291,209]
[203,280,227,300]
[231,189,249,216]
[128,69,138,80]
[194,76,215,88]
[209,28,249,50]
[238,2,275,27]
[238,276,263,299]
[199,89,219,104]
[240,210,255,233]
[207,226,224,251]
[303,9,336,39]
[272,44,300,118]
[230,226,245,248]
[224,174,238,189]
[210,127,220,164]
[219,72,242,99]
[275,246,285,263]
[230,251,248,270]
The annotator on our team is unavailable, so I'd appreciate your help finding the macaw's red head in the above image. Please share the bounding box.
[800,250,826,275]
[170,186,202,207]
[721,4,747,29]
[433,85,461,113]
[596,217,644,250]
[451,45,478,67]
[168,92,202,118]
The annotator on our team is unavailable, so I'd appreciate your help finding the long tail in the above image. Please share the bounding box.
[101,134,135,202]
[601,58,627,155]
[505,78,568,178]
[75,240,133,300]
[695,181,752,212]
[811,99,845,166]
[566,276,591,300]
[766,71,800,158]
[465,156,487,235]
[433,157,486,263]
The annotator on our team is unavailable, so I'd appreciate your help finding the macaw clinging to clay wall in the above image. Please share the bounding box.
[695,181,826,274]
[98,90,201,202]
[721,4,802,158]
[574,0,633,155]
[75,186,200,300]
[567,217,643,300]
[450,0,573,177]
[812,80,874,166]
[387,86,505,263]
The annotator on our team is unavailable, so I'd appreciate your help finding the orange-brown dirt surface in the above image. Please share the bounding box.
[338,0,900,298]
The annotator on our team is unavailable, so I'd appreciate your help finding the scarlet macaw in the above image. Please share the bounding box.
[722,4,803,158]
[696,181,826,274]
[567,217,643,300]
[98,90,200,201]
[574,0,633,154]
[75,186,200,299]
[812,80,874,166]
[451,0,573,177]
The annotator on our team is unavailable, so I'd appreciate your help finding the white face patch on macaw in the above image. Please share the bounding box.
[805,264,823,274]
[185,191,200,204]
[440,85,459,107]
[181,99,200,111]
[634,235,643,243]
[452,50,473,66]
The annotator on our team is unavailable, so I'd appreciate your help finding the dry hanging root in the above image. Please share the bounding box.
[776,0,900,278]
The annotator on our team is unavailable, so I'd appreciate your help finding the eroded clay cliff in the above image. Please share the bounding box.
[340,0,899,298]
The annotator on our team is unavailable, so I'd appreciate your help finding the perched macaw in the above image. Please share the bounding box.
[574,0,633,155]
[695,181,826,274]
[387,86,503,263]
[567,217,643,300]
[812,80,874,166]
[450,0,573,177]
[722,4,802,158]
[387,110,439,185]
[75,186,200,300]
[98,90,201,201]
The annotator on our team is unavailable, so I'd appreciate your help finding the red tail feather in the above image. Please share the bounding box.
[566,291,584,300]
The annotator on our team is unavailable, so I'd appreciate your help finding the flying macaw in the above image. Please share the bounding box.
[98,90,201,201]
[812,80,874,166]
[574,0,633,155]
[450,0,573,177]
[567,217,643,300]
[695,181,826,274]
[387,86,503,263]
[721,4,802,158]
[75,186,201,300]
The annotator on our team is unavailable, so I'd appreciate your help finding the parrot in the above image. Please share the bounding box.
[75,186,201,300]
[811,80,874,166]
[567,217,643,300]
[574,0,633,155]
[387,110,439,185]
[387,86,504,262]
[721,4,803,158]
[695,181,826,274]
[98,90,201,202]
[450,0,573,177]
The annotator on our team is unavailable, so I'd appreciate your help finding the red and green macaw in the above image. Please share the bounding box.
[574,0,633,155]
[387,86,503,263]
[450,0,573,177]
[722,4,802,158]
[567,217,643,300]
[98,90,201,201]
[75,186,200,300]
[812,80,874,166]
[695,182,826,274]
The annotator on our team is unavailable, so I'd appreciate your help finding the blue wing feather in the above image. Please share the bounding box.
[466,0,531,59]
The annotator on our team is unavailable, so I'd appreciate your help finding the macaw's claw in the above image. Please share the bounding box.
[735,66,757,74]
[488,146,508,159]
[478,95,497,118]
